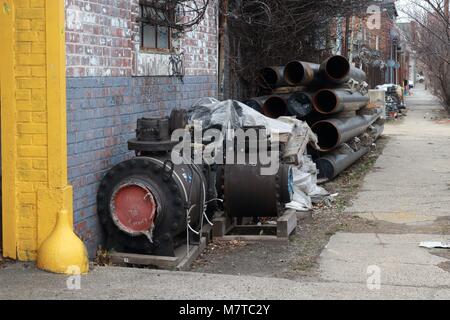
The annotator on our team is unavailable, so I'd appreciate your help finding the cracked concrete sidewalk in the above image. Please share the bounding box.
[1,85,450,300]
[317,85,450,299]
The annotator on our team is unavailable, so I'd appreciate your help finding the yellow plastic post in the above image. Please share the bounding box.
[37,210,89,274]
[35,1,89,272]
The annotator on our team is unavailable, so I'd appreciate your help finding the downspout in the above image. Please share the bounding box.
[218,0,229,101]
[348,16,356,64]
[344,15,350,59]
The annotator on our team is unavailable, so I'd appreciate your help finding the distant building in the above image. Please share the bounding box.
[330,0,409,87]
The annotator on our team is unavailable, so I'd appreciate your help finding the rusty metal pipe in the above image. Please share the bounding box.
[315,146,370,180]
[311,111,381,152]
[313,89,369,115]
[262,96,289,118]
[261,66,287,88]
[284,61,319,86]
[244,96,267,113]
[284,56,366,87]
[244,95,288,118]
[287,91,313,118]
[245,92,311,119]
[320,55,366,84]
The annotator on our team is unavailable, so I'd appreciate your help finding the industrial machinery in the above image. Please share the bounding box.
[98,115,293,257]
[97,116,211,256]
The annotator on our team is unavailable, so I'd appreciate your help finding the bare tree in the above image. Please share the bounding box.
[221,0,373,99]
[399,0,450,111]
[139,0,210,30]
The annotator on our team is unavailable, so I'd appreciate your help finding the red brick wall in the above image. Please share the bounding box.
[64,0,219,257]
[65,0,218,77]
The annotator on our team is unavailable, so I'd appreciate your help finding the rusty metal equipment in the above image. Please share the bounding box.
[311,111,381,152]
[98,114,295,257]
[215,126,293,219]
[313,89,369,115]
[97,116,210,257]
[222,163,293,218]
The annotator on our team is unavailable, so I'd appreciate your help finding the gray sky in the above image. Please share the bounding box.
[395,0,412,22]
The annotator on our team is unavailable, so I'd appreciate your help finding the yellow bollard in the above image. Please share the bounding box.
[37,210,89,274]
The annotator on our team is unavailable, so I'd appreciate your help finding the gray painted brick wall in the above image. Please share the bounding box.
[67,75,217,257]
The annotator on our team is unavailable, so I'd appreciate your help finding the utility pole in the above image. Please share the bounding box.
[348,16,356,63]
[218,0,229,101]
[335,17,343,55]
[343,15,350,58]
[445,0,449,19]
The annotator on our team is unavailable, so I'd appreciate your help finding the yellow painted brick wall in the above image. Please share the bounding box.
[2,0,76,263]
[14,0,48,260]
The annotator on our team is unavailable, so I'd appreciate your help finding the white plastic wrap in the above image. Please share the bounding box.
[188,99,293,134]
[188,99,329,211]
[286,155,329,211]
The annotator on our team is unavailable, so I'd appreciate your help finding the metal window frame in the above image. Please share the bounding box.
[140,4,172,52]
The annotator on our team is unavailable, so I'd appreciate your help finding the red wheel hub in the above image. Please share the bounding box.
[112,184,156,234]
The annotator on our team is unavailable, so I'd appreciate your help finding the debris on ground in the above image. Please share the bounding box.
[419,241,450,249]
[94,247,112,266]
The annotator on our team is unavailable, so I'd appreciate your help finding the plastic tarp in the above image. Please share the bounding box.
[188,99,329,212]
[286,155,329,212]
[188,99,293,134]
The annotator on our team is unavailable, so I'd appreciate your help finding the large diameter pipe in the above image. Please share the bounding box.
[315,146,369,180]
[244,96,266,113]
[287,91,313,118]
[260,66,287,88]
[311,112,381,152]
[284,55,366,87]
[284,61,319,86]
[245,92,313,119]
[313,89,369,115]
[320,55,366,84]
[244,95,288,119]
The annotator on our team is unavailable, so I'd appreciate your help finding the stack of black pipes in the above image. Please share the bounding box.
[243,55,384,180]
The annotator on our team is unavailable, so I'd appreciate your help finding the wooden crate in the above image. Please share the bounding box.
[211,210,298,242]
[109,237,207,271]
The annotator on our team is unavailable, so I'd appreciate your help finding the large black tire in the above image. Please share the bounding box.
[97,157,188,257]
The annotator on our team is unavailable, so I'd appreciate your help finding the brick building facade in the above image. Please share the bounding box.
[64,1,219,256]
[330,0,407,88]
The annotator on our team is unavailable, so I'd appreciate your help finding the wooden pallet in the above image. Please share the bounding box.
[109,237,207,271]
[211,210,298,242]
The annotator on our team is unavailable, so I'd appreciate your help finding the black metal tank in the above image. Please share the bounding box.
[97,114,208,257]
[217,126,294,218]
[222,163,293,218]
